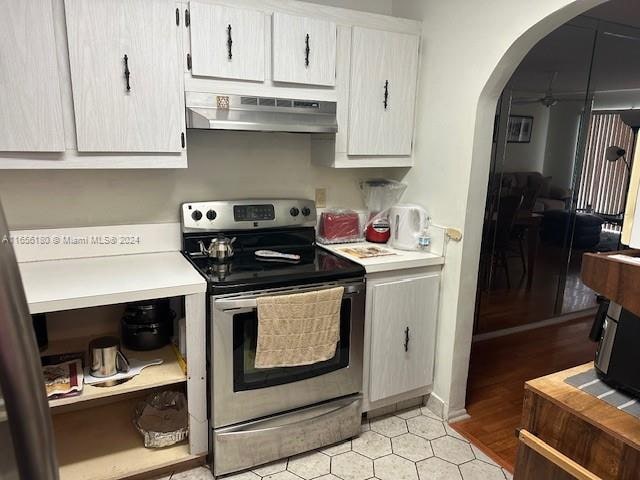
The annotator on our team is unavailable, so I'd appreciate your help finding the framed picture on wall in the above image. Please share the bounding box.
[507,115,533,143]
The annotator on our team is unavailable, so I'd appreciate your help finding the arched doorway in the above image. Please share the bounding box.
[450,2,640,470]
[398,0,609,424]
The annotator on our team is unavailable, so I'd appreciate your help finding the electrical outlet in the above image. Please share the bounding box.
[315,188,327,208]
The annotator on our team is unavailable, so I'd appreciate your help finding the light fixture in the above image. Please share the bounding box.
[606,145,630,171]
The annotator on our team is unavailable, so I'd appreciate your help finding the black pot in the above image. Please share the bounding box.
[121,319,172,351]
[122,299,171,325]
[121,299,174,350]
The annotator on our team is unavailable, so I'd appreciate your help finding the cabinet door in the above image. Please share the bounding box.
[272,12,336,86]
[0,0,65,151]
[189,2,264,81]
[348,27,419,156]
[369,274,439,403]
[65,0,184,152]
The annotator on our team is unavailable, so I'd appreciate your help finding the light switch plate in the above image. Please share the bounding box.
[315,188,327,208]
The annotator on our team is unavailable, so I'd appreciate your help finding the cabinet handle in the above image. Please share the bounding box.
[227,24,233,60]
[383,80,389,109]
[305,33,310,67]
[404,326,410,352]
[123,54,131,91]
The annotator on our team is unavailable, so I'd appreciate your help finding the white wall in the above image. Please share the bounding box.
[392,0,603,418]
[306,0,392,15]
[502,103,551,173]
[0,130,403,229]
[543,101,583,189]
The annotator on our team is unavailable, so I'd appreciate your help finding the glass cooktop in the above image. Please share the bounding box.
[187,247,363,294]
[183,228,364,294]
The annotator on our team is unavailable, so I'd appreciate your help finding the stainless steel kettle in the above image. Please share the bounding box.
[199,235,236,261]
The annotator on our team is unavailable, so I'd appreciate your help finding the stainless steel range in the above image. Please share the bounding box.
[181,199,365,476]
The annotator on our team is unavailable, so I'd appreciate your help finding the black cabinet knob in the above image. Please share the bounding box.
[206,209,217,221]
[301,207,311,217]
[192,210,203,221]
[290,207,300,217]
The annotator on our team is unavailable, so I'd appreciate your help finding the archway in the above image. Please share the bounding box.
[397,0,609,420]
[454,1,610,414]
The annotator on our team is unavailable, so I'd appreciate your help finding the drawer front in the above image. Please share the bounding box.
[214,395,362,476]
[518,390,640,479]
[515,437,585,480]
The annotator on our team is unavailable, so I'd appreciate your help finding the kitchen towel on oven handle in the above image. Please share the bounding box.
[254,286,344,369]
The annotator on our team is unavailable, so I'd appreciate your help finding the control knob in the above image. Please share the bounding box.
[191,210,203,221]
[301,207,311,217]
[206,209,217,221]
[290,207,300,217]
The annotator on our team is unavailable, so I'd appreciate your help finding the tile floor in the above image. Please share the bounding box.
[157,406,513,480]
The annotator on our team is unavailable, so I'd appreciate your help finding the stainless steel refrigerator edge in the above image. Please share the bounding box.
[0,200,59,480]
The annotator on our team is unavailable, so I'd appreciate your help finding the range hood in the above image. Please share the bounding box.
[185,92,337,133]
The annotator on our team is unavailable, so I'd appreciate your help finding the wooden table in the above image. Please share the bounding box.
[514,363,640,479]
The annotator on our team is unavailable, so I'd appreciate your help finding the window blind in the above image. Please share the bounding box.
[577,112,634,232]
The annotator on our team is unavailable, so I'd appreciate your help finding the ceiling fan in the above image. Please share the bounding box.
[512,72,577,107]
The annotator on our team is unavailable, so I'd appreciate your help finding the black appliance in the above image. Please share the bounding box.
[121,299,174,351]
[31,313,48,351]
[590,300,640,398]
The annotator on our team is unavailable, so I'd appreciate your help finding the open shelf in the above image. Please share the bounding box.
[53,396,203,480]
[19,251,206,314]
[44,337,186,409]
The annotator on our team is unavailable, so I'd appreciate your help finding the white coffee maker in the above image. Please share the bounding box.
[388,204,431,250]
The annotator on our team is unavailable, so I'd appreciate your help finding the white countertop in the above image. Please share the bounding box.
[319,242,444,273]
[19,251,207,314]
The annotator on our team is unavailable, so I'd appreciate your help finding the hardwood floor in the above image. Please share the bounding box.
[451,316,598,472]
[477,245,598,333]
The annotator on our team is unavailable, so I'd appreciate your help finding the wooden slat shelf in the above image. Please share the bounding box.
[44,337,186,409]
[53,397,203,480]
[581,249,640,317]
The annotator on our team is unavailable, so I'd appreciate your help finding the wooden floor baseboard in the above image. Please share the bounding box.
[473,308,597,342]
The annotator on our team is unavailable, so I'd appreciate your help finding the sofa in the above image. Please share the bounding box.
[499,171,571,213]
[541,210,604,249]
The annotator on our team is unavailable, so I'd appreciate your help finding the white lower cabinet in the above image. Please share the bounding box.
[365,269,440,407]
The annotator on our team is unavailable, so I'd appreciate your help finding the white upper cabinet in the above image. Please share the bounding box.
[0,0,65,152]
[272,12,336,87]
[189,2,265,81]
[348,27,419,156]
[368,273,439,403]
[64,0,184,153]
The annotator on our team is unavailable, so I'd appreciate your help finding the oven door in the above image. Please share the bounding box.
[211,280,365,428]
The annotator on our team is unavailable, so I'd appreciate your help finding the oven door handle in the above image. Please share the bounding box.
[214,284,363,311]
